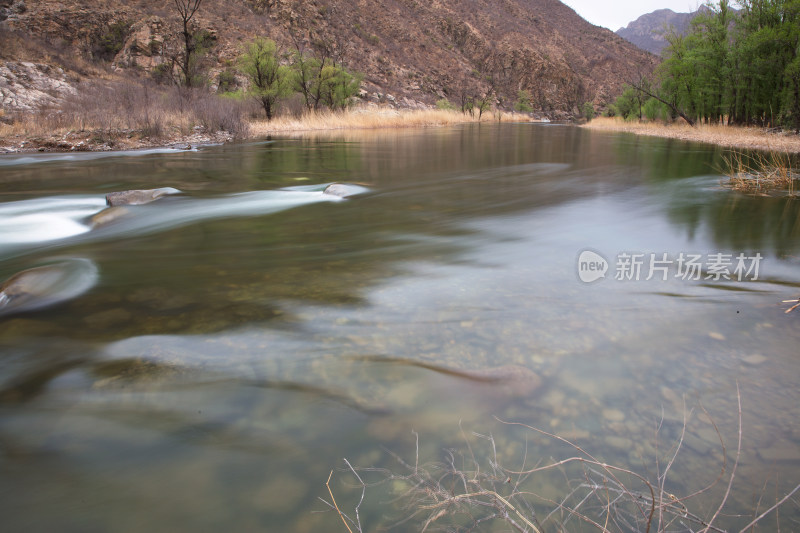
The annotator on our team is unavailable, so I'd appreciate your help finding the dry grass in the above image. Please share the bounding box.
[584,117,800,154]
[0,79,249,149]
[722,150,799,195]
[1,97,539,150]
[248,108,535,136]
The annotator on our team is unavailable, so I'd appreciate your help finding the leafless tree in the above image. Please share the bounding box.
[173,0,203,87]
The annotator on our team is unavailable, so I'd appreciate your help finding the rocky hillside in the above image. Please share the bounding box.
[616,7,708,56]
[1,0,657,117]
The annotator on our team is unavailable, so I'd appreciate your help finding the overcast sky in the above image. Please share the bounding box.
[561,0,706,31]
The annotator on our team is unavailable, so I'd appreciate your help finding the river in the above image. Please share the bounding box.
[0,123,798,532]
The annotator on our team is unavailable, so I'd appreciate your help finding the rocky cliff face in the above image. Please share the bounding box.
[2,0,657,116]
[616,7,709,56]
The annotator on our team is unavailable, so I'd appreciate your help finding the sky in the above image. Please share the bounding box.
[560,0,706,31]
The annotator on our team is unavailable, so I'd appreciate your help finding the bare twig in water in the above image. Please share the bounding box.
[323,392,799,532]
[325,470,355,533]
[783,298,800,314]
[738,483,800,533]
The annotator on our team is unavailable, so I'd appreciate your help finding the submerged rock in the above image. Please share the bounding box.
[106,187,181,207]
[0,259,99,316]
[90,206,130,227]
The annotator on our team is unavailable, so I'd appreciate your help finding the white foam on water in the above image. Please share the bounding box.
[0,196,105,248]
[0,147,199,167]
[0,213,92,243]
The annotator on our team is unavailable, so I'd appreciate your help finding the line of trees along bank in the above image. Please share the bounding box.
[616,0,800,131]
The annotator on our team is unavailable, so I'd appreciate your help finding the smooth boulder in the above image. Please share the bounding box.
[0,259,99,316]
[106,187,181,207]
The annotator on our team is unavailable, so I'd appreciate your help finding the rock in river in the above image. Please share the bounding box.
[322,183,369,198]
[106,187,181,206]
[90,206,130,227]
[0,259,98,316]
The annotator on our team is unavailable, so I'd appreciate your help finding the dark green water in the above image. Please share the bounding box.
[0,124,798,532]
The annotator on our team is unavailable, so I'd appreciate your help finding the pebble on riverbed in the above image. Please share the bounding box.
[741,354,768,366]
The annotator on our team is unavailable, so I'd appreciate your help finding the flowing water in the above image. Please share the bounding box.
[0,124,798,532]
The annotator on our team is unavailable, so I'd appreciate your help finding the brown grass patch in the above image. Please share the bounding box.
[248,108,536,137]
[584,117,800,154]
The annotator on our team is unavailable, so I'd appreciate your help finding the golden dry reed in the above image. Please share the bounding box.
[248,108,534,136]
[723,149,798,194]
[584,116,800,154]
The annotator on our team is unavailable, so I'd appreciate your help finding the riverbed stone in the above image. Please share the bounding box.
[758,439,800,462]
[602,408,626,422]
[742,354,768,366]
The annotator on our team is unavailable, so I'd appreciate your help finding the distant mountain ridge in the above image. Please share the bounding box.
[616,7,709,56]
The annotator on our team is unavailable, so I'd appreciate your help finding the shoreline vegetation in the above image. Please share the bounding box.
[0,101,537,155]
[583,117,800,196]
[4,98,799,156]
[583,117,800,154]
[584,117,800,194]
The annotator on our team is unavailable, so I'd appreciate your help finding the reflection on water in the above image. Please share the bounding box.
[0,124,798,532]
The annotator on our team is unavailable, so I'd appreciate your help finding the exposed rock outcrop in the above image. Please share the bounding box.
[0,62,76,113]
[616,7,712,56]
[113,16,168,71]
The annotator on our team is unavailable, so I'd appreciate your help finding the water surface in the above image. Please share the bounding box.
[1,124,798,532]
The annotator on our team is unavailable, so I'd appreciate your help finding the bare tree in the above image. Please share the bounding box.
[173,0,204,87]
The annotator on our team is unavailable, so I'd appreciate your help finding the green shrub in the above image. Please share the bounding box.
[514,90,533,113]
[436,98,457,110]
[643,97,668,122]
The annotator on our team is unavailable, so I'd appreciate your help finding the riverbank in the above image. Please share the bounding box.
[583,117,800,153]
[0,107,535,154]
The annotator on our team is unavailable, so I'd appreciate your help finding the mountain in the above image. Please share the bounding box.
[1,0,657,114]
[616,7,709,56]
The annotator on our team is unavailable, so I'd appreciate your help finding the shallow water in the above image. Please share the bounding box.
[0,124,798,532]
